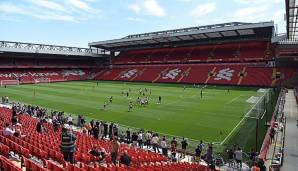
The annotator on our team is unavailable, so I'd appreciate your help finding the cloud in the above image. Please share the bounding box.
[144,0,165,17]
[232,6,268,22]
[177,0,193,2]
[127,17,147,23]
[128,0,165,17]
[234,0,282,4]
[128,4,141,13]
[0,0,101,22]
[25,0,68,13]
[190,2,216,17]
[67,0,99,13]
[0,3,77,22]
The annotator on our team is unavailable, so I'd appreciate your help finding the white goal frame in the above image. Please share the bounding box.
[34,78,51,84]
[0,80,20,87]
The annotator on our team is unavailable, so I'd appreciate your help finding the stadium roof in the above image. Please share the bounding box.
[0,41,108,58]
[286,0,298,40]
[89,21,274,51]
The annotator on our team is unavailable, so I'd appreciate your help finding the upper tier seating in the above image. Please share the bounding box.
[0,107,214,171]
[114,42,273,65]
[0,58,97,69]
[95,64,295,87]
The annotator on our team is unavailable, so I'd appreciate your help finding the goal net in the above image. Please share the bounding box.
[0,80,20,87]
[34,78,51,84]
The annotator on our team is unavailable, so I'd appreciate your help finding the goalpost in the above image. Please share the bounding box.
[34,78,51,84]
[0,80,20,87]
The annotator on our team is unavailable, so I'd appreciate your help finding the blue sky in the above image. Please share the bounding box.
[0,0,285,47]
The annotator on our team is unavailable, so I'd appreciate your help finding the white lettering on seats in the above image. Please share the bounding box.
[214,68,234,81]
[162,68,182,80]
[121,69,138,78]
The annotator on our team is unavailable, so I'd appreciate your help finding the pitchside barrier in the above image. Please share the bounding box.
[259,89,286,160]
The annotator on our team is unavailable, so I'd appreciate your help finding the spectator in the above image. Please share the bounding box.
[181,137,188,158]
[119,132,126,143]
[171,137,177,149]
[248,148,256,167]
[3,123,15,136]
[170,137,177,158]
[251,162,260,171]
[160,137,168,156]
[53,119,59,132]
[86,123,92,136]
[195,145,202,162]
[227,148,234,166]
[126,128,131,143]
[111,136,120,165]
[81,126,88,135]
[131,132,138,148]
[60,126,77,164]
[151,134,160,153]
[120,151,132,167]
[137,131,144,148]
[36,120,46,133]
[89,145,106,163]
[269,127,275,143]
[170,142,177,161]
[11,115,18,125]
[90,119,95,129]
[257,158,266,171]
[93,124,100,139]
[67,115,73,125]
[234,147,243,169]
[206,144,213,166]
[77,115,82,127]
[145,131,152,149]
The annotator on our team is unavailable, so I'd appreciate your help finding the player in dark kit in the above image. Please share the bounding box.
[109,96,113,103]
[103,102,107,110]
[126,92,129,97]
[200,89,203,98]
[128,102,133,112]
[158,96,162,104]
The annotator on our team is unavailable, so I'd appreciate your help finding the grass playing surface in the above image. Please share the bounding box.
[0,81,264,143]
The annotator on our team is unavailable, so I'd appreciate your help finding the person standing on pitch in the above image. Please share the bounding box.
[158,96,162,104]
[128,102,133,112]
[200,89,203,98]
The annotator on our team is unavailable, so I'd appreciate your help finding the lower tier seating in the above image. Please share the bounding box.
[95,64,296,87]
[0,69,93,84]
[0,107,214,171]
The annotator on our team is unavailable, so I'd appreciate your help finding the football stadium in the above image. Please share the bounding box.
[0,0,297,170]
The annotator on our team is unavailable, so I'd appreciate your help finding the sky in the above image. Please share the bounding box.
[0,0,286,47]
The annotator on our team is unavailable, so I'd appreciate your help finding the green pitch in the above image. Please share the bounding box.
[0,81,264,143]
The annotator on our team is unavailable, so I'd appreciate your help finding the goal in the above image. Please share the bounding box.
[0,80,20,87]
[34,78,51,84]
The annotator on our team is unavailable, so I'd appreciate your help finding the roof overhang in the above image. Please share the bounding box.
[286,0,298,40]
[0,41,109,58]
[89,22,274,51]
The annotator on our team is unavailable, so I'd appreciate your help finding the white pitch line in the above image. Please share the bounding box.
[226,95,242,105]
